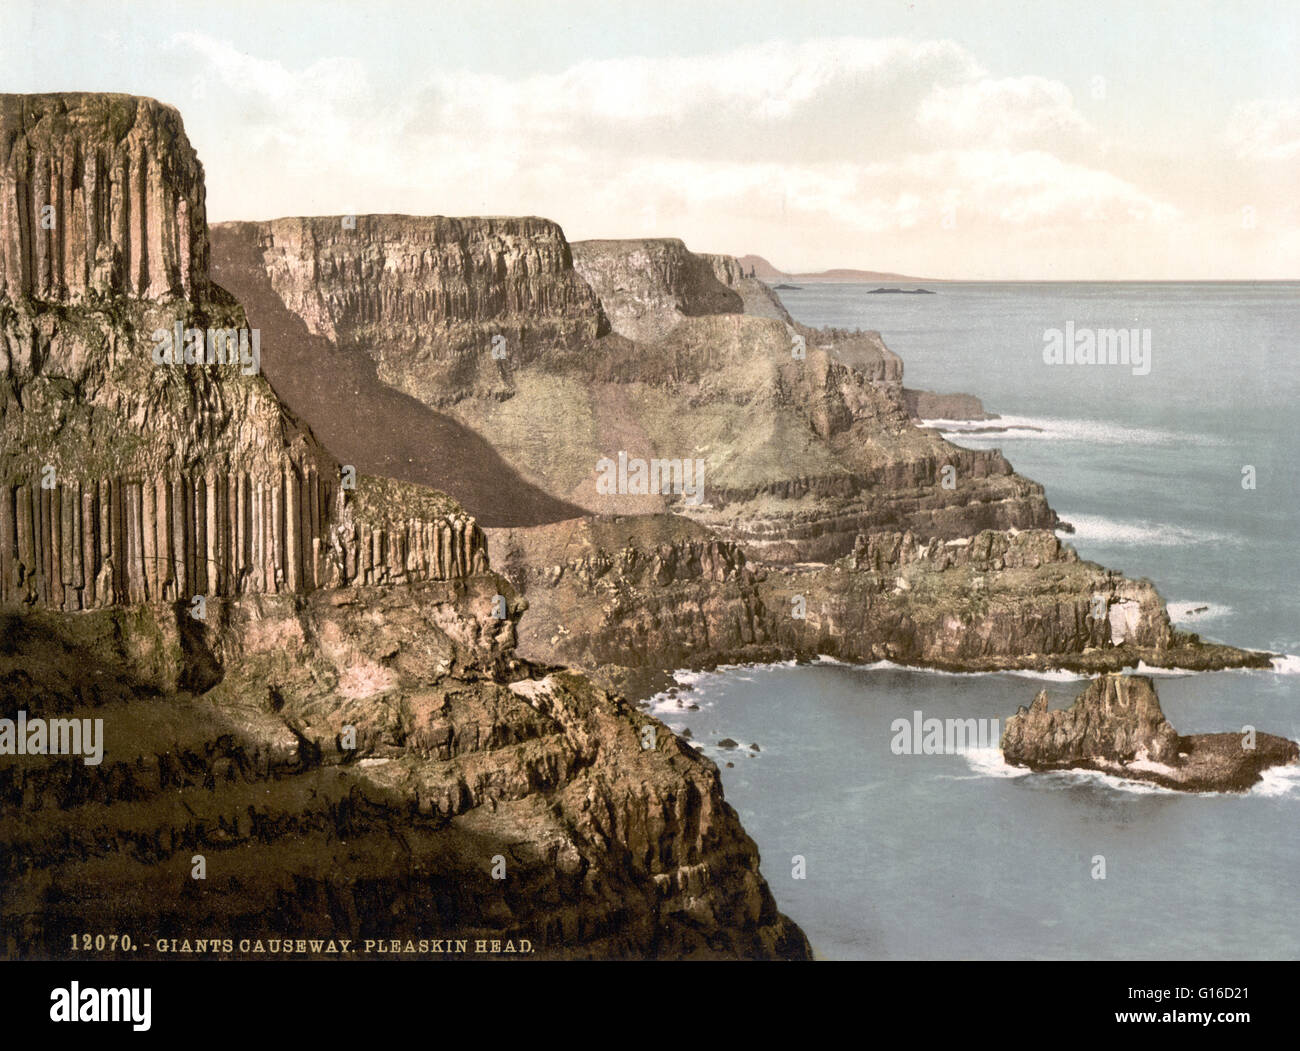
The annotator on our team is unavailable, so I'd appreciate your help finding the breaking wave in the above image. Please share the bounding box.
[924,414,1207,447]
[1056,512,1237,547]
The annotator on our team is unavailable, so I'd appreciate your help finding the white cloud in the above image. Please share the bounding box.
[916,76,1095,151]
[166,32,1290,277]
[1225,98,1300,161]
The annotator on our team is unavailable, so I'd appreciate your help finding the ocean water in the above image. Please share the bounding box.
[657,282,1300,959]
[784,281,1300,654]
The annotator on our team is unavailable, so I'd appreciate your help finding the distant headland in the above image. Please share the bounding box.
[738,254,936,285]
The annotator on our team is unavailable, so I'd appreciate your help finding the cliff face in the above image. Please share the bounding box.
[0,581,810,958]
[0,469,488,610]
[215,215,608,407]
[208,216,1251,686]
[207,222,587,529]
[208,213,1272,685]
[0,93,208,302]
[571,238,743,342]
[212,220,1057,556]
[1002,675,1299,792]
[0,96,484,610]
[1,93,811,961]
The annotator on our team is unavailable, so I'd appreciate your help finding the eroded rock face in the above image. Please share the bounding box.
[1001,674,1299,792]
[903,390,993,421]
[483,515,1267,687]
[488,517,777,687]
[701,252,792,322]
[0,93,208,302]
[1003,675,1181,766]
[213,215,608,407]
[212,220,1058,555]
[0,93,810,961]
[0,580,811,959]
[0,102,483,609]
[852,529,1074,573]
[571,238,743,342]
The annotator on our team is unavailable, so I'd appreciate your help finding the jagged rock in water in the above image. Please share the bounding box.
[1001,674,1299,792]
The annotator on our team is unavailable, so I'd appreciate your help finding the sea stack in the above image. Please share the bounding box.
[1001,674,1299,792]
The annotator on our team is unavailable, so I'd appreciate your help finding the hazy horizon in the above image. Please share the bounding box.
[3,0,1297,280]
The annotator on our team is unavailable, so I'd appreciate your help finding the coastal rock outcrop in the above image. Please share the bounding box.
[213,215,609,409]
[489,515,1270,691]
[204,157,1267,690]
[571,238,743,341]
[212,222,1059,556]
[0,578,811,959]
[1001,674,1299,792]
[0,93,811,961]
[903,389,994,421]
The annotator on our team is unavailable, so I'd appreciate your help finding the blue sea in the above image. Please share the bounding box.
[654,282,1300,959]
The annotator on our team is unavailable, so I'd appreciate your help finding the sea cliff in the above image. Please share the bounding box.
[211,216,1270,691]
[0,93,810,961]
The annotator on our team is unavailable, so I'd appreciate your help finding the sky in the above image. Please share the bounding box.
[3,0,1298,278]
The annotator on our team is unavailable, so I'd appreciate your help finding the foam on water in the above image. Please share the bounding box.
[923,414,1207,447]
[1167,601,1234,623]
[1056,512,1237,547]
[849,659,1083,681]
[1269,654,1300,675]
[1041,768,1189,796]
[958,747,1240,796]
[1254,763,1300,798]
[961,747,1031,779]
[646,693,712,717]
[1004,668,1088,682]
[1131,661,1199,676]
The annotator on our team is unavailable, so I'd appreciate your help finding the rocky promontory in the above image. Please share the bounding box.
[1002,674,1299,792]
[0,93,811,961]
[903,389,995,422]
[212,216,1272,688]
[571,237,743,341]
[488,516,1271,695]
[215,224,1059,554]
